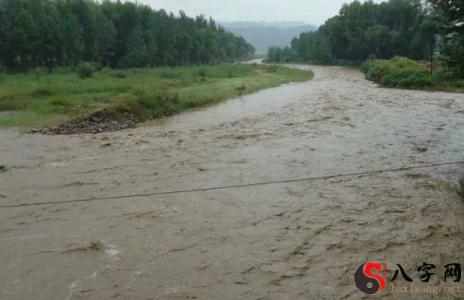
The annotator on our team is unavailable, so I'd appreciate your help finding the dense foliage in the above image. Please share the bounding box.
[362,57,433,87]
[361,56,463,89]
[290,31,333,64]
[429,0,464,78]
[0,0,255,71]
[267,0,440,65]
[267,47,294,63]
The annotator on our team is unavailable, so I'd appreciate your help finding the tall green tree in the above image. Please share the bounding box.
[293,31,332,64]
[0,0,255,71]
[269,0,444,65]
[429,0,464,78]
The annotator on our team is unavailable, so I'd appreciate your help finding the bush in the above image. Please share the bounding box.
[362,59,393,82]
[77,63,95,79]
[456,80,464,88]
[114,91,181,120]
[362,57,435,88]
[381,69,431,88]
[431,70,453,85]
[390,56,424,69]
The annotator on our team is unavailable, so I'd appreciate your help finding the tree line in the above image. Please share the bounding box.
[0,0,255,72]
[429,0,464,78]
[267,0,463,78]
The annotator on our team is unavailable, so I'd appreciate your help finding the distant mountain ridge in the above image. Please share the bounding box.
[221,22,316,54]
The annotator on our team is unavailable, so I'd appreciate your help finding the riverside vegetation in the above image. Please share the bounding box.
[0,0,255,71]
[0,0,315,132]
[266,0,464,92]
[0,64,313,129]
[361,57,464,91]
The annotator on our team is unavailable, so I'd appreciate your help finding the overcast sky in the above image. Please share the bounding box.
[130,0,384,25]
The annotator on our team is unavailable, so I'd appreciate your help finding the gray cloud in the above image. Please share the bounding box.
[128,0,385,25]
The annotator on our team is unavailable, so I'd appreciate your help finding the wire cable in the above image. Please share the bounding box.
[1,160,463,209]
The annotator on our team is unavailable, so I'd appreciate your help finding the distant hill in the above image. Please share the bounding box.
[222,22,317,54]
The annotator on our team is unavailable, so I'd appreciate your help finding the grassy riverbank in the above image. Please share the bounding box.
[361,57,464,92]
[0,64,313,128]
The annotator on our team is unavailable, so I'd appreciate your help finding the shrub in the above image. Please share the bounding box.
[362,57,435,88]
[390,56,424,69]
[431,70,453,85]
[381,69,431,88]
[77,63,95,79]
[362,59,395,82]
[456,80,464,88]
[135,91,180,118]
[360,59,374,73]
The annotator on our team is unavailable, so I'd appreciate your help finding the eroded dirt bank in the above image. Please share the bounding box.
[1,65,464,299]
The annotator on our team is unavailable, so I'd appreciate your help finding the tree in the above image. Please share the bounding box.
[429,0,464,78]
[279,0,440,64]
[0,0,255,71]
[0,0,36,71]
[417,16,440,74]
[295,31,332,64]
[365,25,392,58]
[95,10,116,66]
[267,47,283,63]
[120,25,149,68]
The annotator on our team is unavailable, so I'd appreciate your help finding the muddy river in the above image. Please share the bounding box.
[1,65,464,299]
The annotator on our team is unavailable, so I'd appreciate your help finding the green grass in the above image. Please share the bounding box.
[361,57,464,92]
[0,64,313,128]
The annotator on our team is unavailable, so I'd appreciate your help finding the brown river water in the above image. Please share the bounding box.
[1,64,464,299]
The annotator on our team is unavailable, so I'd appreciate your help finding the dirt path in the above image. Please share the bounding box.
[1,65,464,300]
